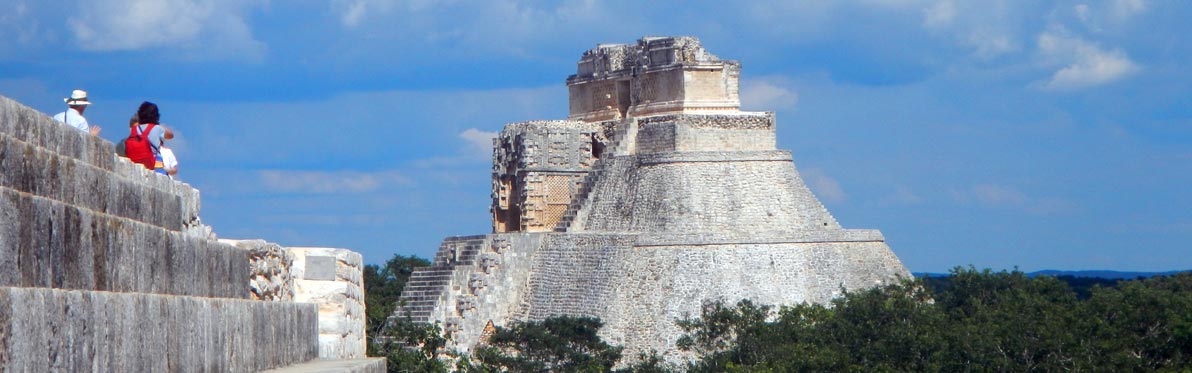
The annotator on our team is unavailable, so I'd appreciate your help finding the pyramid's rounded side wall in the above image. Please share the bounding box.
[597,241,911,364]
[582,157,841,233]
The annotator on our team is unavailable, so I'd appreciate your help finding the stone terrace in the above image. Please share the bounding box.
[0,96,383,372]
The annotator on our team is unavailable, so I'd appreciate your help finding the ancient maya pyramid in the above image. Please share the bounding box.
[391,36,910,361]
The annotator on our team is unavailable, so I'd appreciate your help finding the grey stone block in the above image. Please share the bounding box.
[305,255,337,281]
[0,287,319,372]
[0,186,249,298]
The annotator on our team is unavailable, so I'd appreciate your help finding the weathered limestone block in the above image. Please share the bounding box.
[0,286,319,372]
[289,247,367,359]
[223,239,296,301]
[260,358,387,373]
[0,186,248,298]
[0,133,184,231]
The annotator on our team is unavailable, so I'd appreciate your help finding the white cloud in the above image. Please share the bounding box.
[916,1,1026,60]
[949,184,1075,215]
[338,0,368,27]
[1074,4,1091,23]
[410,126,515,169]
[459,128,497,158]
[1110,0,1147,19]
[67,0,266,60]
[966,30,1018,59]
[740,77,799,111]
[802,168,846,203]
[970,184,1026,207]
[331,0,412,28]
[1073,0,1148,32]
[1037,30,1139,90]
[922,0,955,28]
[258,170,411,194]
[879,185,923,206]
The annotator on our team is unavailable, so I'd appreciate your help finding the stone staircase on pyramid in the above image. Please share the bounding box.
[389,235,488,324]
[553,117,638,233]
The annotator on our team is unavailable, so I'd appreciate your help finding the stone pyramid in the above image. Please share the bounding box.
[392,36,910,362]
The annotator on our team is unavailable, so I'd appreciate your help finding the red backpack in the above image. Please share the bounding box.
[125,123,158,170]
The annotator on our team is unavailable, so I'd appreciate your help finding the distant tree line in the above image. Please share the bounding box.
[677,268,1192,372]
[365,254,1192,372]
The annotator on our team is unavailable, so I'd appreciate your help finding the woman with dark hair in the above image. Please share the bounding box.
[125,101,173,170]
[137,101,160,124]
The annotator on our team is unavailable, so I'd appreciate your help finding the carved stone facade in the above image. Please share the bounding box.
[568,36,741,122]
[393,36,910,365]
[490,120,613,232]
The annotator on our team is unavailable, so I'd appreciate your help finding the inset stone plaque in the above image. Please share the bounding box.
[305,256,336,281]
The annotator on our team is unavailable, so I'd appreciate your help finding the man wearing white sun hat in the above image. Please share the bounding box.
[53,89,102,136]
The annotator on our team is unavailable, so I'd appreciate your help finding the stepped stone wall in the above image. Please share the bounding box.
[0,287,317,372]
[391,36,911,364]
[634,113,776,154]
[0,95,380,371]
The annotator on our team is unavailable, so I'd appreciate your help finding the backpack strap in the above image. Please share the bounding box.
[142,123,160,153]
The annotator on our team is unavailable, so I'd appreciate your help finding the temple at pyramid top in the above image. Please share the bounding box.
[566,36,741,122]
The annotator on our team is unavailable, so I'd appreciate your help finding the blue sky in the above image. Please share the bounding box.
[1,0,1188,272]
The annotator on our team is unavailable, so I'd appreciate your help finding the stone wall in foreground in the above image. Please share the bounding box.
[0,287,318,372]
[0,95,371,371]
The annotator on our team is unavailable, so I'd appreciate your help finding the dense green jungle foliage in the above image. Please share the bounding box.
[457,316,625,372]
[367,255,1192,372]
[678,268,1192,372]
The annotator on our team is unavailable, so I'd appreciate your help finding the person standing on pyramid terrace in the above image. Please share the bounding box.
[52,89,102,136]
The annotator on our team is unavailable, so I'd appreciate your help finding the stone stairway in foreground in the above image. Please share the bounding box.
[0,96,383,372]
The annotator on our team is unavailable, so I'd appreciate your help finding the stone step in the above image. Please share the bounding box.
[0,187,249,299]
[401,285,449,291]
[406,280,450,287]
[0,131,185,232]
[408,274,452,281]
[0,286,318,372]
[410,268,453,274]
[402,288,446,295]
[260,358,386,373]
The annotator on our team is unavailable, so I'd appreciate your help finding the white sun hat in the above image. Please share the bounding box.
[64,89,91,105]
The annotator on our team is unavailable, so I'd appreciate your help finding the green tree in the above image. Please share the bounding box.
[364,254,431,339]
[675,268,1192,372]
[460,316,624,373]
[372,315,450,373]
[1079,272,1192,370]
